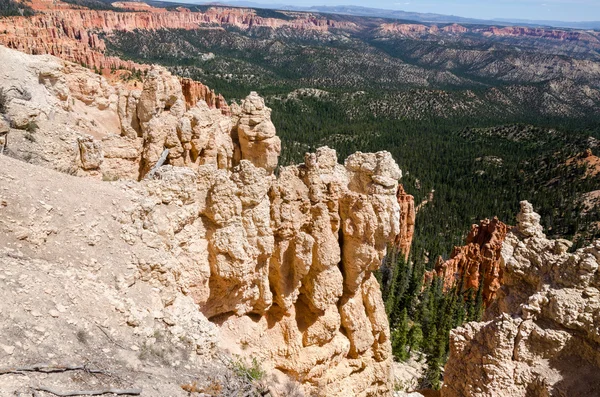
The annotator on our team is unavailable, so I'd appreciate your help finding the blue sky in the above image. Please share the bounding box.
[225,0,600,22]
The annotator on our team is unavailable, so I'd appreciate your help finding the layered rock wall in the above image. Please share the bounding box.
[377,22,600,45]
[0,4,355,73]
[441,202,600,397]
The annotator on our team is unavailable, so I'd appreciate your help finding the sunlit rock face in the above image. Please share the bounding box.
[424,217,508,306]
[1,45,406,395]
[442,201,600,397]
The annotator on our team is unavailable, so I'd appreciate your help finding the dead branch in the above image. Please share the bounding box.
[35,386,142,396]
[0,364,104,376]
[145,148,169,180]
[95,324,127,350]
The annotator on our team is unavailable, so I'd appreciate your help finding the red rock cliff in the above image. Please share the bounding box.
[0,3,356,72]
[395,184,415,260]
[0,1,357,113]
[424,217,508,305]
[180,78,230,115]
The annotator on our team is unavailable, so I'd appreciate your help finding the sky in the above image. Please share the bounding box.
[220,0,600,22]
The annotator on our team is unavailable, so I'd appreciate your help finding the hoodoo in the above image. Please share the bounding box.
[0,45,405,396]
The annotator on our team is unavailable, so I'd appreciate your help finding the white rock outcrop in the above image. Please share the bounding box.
[1,45,408,396]
[442,201,600,397]
[233,91,281,173]
[124,146,401,396]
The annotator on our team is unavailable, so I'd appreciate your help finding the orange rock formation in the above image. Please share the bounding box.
[0,1,357,113]
[566,148,600,178]
[395,184,415,260]
[180,78,230,115]
[424,217,508,305]
[378,21,600,45]
[0,2,355,73]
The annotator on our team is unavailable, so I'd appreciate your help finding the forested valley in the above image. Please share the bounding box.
[104,17,600,389]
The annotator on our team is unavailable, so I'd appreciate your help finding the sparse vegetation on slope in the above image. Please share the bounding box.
[0,0,33,17]
[60,0,122,11]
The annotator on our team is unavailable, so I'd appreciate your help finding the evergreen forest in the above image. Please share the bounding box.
[103,20,600,389]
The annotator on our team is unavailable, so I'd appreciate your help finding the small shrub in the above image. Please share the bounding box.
[153,329,165,342]
[138,341,174,365]
[282,380,305,397]
[102,173,119,182]
[76,329,89,345]
[231,356,265,382]
[57,165,79,176]
[25,120,38,133]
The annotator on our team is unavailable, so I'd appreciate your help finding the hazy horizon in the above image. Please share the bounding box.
[191,0,600,22]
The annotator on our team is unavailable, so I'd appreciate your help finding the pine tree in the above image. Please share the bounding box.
[381,246,399,316]
[424,354,443,390]
[422,323,444,390]
[425,324,437,356]
[407,324,423,355]
[417,282,431,334]
[473,279,485,321]
[392,308,409,361]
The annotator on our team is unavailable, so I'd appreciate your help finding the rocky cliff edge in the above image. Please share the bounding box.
[0,45,405,396]
[442,201,600,397]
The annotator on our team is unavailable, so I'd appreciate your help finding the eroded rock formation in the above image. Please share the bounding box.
[441,201,600,397]
[424,217,508,305]
[180,78,230,115]
[0,4,233,115]
[1,45,403,396]
[0,3,355,74]
[120,95,401,395]
[377,22,600,46]
[232,92,281,173]
[190,145,401,396]
[395,184,415,260]
[0,48,226,180]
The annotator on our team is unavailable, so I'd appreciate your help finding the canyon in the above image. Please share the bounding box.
[0,1,355,73]
[3,40,598,397]
[2,0,600,126]
[0,1,599,395]
[1,0,599,86]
